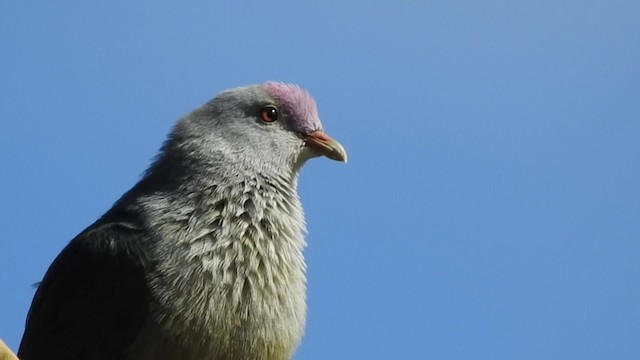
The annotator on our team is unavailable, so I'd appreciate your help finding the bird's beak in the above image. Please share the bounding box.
[304,131,348,162]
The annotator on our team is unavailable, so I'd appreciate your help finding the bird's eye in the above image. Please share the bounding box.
[259,106,279,123]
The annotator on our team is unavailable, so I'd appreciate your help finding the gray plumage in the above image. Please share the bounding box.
[19,82,347,360]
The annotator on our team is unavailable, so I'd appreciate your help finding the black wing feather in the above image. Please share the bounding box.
[18,212,154,360]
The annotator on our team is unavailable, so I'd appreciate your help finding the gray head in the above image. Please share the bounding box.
[158,82,347,183]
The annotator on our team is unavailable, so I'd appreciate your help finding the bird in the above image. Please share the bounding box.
[18,82,347,360]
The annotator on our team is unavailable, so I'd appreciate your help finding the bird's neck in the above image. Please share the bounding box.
[125,156,308,356]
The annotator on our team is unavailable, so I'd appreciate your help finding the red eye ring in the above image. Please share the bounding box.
[260,105,279,123]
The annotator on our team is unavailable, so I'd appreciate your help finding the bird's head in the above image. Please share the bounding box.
[167,82,347,179]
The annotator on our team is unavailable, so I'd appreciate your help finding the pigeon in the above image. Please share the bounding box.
[18,82,347,360]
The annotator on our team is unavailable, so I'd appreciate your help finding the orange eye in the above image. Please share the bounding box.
[260,105,279,123]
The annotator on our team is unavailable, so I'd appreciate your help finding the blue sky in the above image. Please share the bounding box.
[1,1,639,359]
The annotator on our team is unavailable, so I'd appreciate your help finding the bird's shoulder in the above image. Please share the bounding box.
[18,207,154,360]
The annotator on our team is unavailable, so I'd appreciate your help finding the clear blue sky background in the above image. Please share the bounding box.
[1,1,639,359]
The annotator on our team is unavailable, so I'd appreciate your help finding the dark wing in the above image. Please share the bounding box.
[18,211,154,360]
